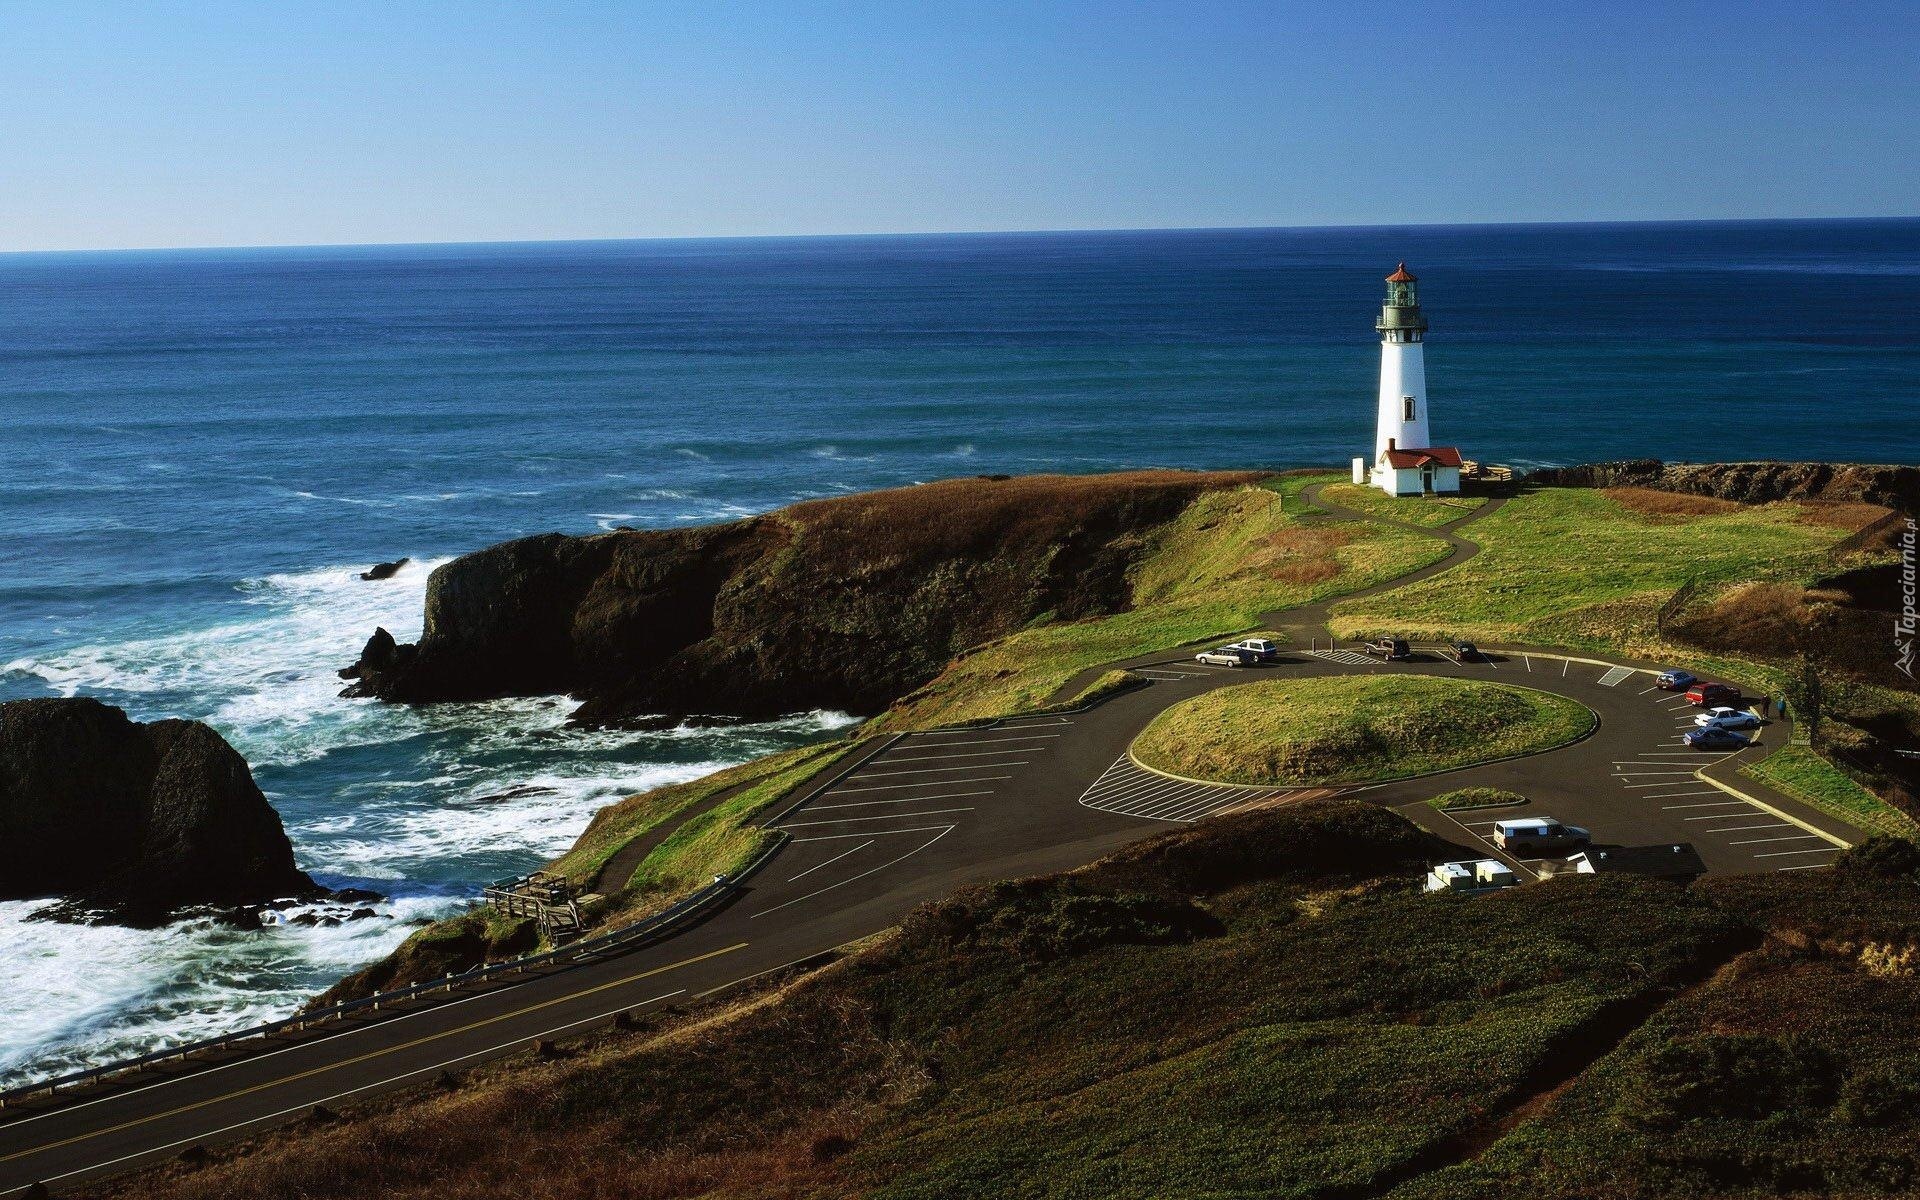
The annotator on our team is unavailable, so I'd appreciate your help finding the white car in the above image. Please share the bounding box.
[1693,706,1762,731]
[1195,647,1253,667]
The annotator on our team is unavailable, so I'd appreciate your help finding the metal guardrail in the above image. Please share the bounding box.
[0,833,789,1109]
[1,688,1140,1110]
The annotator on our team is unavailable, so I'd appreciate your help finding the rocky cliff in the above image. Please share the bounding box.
[342,469,1261,724]
[1525,459,1920,514]
[0,698,320,919]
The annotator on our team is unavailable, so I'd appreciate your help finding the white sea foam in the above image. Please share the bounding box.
[1,555,861,1086]
[5,557,446,766]
[0,891,454,1088]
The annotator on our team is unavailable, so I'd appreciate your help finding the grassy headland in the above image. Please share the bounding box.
[1328,487,1871,649]
[885,479,1449,726]
[1131,676,1593,786]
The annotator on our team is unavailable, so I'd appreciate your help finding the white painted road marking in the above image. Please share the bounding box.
[1598,666,1635,687]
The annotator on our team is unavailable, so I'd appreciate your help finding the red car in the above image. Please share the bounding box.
[1685,682,1741,707]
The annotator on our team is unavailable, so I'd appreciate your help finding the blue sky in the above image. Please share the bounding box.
[0,1,1913,251]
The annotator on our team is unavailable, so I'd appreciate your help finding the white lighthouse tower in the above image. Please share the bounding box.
[1361,263,1462,497]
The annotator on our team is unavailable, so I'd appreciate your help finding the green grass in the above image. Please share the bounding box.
[621,743,860,899]
[1262,468,1348,515]
[1131,675,1594,786]
[1429,786,1529,812]
[888,483,1450,726]
[1320,482,1489,527]
[546,743,843,887]
[1742,744,1920,841]
[1329,487,1857,647]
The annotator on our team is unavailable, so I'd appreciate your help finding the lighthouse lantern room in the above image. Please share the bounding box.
[1361,263,1463,497]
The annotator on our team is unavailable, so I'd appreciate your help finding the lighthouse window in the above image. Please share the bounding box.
[1402,396,1416,420]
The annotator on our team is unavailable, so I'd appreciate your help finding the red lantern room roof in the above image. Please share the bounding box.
[1385,262,1416,283]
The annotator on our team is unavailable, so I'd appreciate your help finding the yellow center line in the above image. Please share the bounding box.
[3,942,749,1164]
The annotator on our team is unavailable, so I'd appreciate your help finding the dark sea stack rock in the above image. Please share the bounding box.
[360,557,411,581]
[342,470,1263,725]
[338,625,415,689]
[0,697,319,918]
[1526,460,1920,514]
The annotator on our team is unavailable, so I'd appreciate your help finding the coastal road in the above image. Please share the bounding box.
[0,487,1870,1196]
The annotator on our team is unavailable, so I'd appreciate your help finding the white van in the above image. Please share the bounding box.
[1492,817,1590,855]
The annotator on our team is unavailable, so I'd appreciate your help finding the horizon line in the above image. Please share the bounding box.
[3,213,1915,260]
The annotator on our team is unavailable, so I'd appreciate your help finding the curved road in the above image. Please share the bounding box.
[0,484,1868,1196]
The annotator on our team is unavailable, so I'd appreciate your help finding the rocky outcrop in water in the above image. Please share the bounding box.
[0,698,321,921]
[360,557,410,581]
[1525,460,1919,514]
[341,470,1260,725]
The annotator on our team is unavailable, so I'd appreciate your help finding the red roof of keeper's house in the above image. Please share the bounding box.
[1385,262,1416,282]
[1383,446,1462,469]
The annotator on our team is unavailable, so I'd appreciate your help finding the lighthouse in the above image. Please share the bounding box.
[1358,263,1462,497]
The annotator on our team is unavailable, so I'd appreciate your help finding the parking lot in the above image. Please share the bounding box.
[1392,652,1851,875]
[751,715,1079,918]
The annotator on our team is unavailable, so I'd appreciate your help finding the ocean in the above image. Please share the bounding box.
[2,217,1916,1084]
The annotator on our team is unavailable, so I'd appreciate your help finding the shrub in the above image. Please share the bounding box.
[1615,1033,1840,1128]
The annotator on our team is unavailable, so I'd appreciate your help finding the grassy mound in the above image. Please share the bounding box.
[1429,786,1529,812]
[1130,676,1593,786]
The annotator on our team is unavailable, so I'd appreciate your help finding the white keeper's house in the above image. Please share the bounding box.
[1353,262,1464,497]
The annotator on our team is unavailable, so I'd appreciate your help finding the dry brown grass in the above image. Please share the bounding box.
[1602,486,1744,521]
[779,469,1263,572]
[1271,558,1341,585]
[1792,500,1894,531]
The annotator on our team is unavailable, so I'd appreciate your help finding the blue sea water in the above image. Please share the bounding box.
[1,217,1916,1082]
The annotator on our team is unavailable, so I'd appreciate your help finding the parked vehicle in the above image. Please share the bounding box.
[1451,640,1480,660]
[1225,638,1280,663]
[1362,637,1411,660]
[1424,858,1520,894]
[1694,706,1762,731]
[1656,668,1699,691]
[1684,726,1751,750]
[1492,817,1591,855]
[1195,646,1255,667]
[1685,682,1741,707]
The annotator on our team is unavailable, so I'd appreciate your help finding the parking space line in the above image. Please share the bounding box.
[787,840,875,881]
[1638,683,1662,694]
[884,749,1043,763]
[858,761,1028,778]
[791,824,962,842]
[1662,800,1749,810]
[1683,811,1761,820]
[1524,655,1532,671]
[1777,863,1830,871]
[1562,658,1570,677]
[831,776,1012,794]
[1147,785,1243,818]
[1710,823,1791,834]
[1729,833,1822,845]
[779,807,975,828]
[905,734,1060,747]
[1754,847,1844,858]
[805,791,996,810]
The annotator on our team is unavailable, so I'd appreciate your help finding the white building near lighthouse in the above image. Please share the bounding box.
[1354,263,1462,497]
